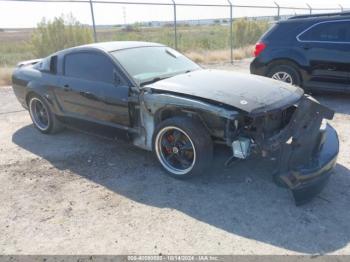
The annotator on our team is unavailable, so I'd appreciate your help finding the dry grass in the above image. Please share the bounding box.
[185,45,254,64]
[0,67,13,86]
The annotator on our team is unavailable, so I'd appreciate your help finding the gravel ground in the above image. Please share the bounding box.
[0,61,350,255]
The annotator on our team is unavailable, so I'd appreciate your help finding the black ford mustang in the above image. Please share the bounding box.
[12,41,339,205]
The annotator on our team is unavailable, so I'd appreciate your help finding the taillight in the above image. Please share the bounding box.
[254,42,266,57]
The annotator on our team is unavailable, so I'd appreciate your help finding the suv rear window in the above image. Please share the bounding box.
[298,20,350,42]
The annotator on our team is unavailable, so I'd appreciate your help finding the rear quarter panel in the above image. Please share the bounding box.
[12,66,59,110]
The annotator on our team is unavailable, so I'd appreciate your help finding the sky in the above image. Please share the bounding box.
[0,0,349,28]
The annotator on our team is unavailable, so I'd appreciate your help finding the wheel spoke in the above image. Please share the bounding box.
[174,154,191,168]
[281,73,288,81]
[272,74,280,80]
[42,114,48,124]
[173,129,182,143]
[35,103,40,114]
[161,138,172,149]
[181,141,193,151]
[166,153,176,163]
[272,72,292,84]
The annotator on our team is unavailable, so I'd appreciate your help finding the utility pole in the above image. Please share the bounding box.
[89,0,97,42]
[274,2,280,20]
[171,0,177,49]
[306,3,312,15]
[227,0,233,64]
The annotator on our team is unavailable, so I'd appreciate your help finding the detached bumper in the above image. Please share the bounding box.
[286,124,339,205]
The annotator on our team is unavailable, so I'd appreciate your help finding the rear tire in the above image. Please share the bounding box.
[153,116,213,179]
[28,94,64,134]
[267,64,301,86]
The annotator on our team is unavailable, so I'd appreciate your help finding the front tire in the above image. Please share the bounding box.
[153,116,213,179]
[28,95,64,134]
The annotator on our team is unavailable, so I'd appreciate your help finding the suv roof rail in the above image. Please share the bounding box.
[289,11,350,20]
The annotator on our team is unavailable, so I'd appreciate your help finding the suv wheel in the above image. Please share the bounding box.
[267,65,301,86]
[153,116,213,179]
[28,95,64,134]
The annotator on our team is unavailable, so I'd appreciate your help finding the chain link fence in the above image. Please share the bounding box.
[0,0,349,64]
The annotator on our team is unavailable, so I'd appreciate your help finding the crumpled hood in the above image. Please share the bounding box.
[147,69,304,113]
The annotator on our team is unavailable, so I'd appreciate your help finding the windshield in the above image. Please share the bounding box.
[111,46,200,85]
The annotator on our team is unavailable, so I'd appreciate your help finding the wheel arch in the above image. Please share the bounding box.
[25,82,62,115]
[154,106,209,131]
[267,58,301,72]
[25,91,39,106]
[25,80,49,105]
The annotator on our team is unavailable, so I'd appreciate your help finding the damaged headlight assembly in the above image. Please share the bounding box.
[225,96,339,205]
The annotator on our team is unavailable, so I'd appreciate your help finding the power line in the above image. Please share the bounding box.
[0,0,344,10]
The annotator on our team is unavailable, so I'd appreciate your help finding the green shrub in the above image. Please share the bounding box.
[233,18,269,48]
[30,14,93,57]
[0,15,269,66]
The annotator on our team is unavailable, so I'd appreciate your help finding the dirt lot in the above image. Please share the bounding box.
[1,61,350,255]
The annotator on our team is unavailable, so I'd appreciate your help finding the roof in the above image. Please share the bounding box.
[285,11,350,23]
[77,41,164,52]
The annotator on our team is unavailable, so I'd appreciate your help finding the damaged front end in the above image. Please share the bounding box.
[229,95,339,205]
[135,85,338,205]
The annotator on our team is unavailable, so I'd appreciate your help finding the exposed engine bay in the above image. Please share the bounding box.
[227,95,333,161]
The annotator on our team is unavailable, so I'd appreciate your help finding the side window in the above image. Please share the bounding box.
[35,57,50,72]
[50,56,57,74]
[34,56,57,74]
[299,21,350,42]
[64,52,115,83]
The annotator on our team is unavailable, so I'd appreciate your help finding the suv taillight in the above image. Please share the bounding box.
[254,42,266,57]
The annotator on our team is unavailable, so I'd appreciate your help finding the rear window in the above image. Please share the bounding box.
[34,56,57,74]
[34,57,50,71]
[298,20,350,42]
[258,22,278,41]
[259,22,296,44]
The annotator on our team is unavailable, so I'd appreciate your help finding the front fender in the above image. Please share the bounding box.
[143,93,238,120]
[132,91,239,151]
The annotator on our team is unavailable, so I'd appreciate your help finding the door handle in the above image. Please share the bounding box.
[63,84,72,91]
[80,91,98,100]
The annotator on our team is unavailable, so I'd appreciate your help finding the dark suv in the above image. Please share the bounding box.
[250,12,350,93]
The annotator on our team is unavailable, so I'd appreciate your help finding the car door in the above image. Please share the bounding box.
[55,51,130,127]
[297,20,350,91]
